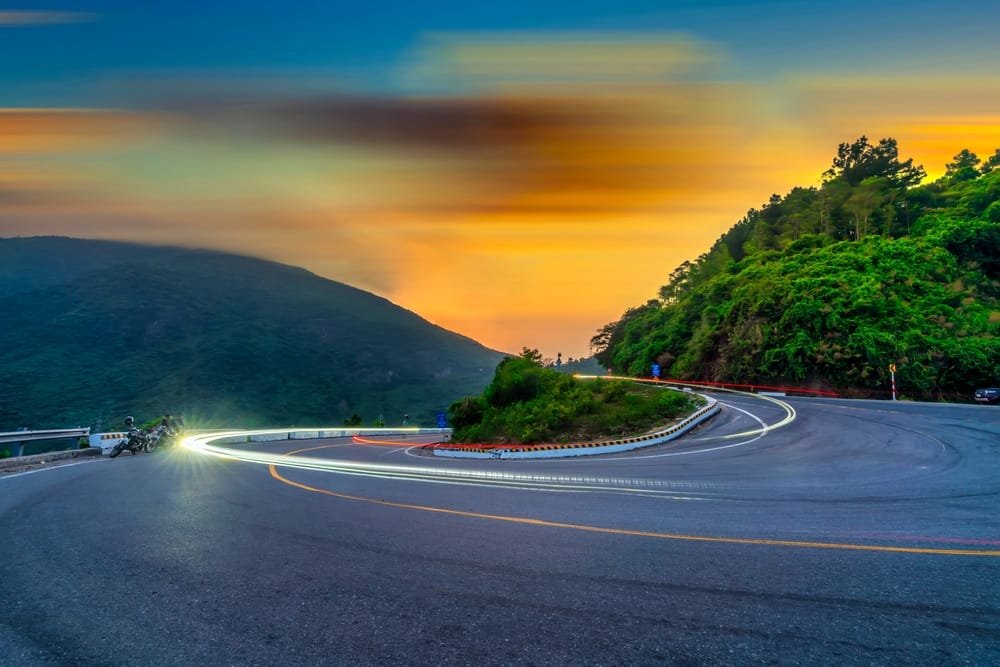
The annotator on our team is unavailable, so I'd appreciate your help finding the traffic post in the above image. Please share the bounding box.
[889,363,897,401]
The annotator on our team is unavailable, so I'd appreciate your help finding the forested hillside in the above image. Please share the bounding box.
[593,139,1000,398]
[0,238,505,430]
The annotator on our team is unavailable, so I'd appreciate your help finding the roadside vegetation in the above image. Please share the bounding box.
[448,349,701,444]
[594,139,1000,399]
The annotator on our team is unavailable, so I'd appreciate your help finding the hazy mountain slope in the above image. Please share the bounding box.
[0,236,185,298]
[0,238,505,430]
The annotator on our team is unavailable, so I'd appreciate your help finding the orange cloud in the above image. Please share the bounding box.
[0,109,159,154]
[3,36,999,356]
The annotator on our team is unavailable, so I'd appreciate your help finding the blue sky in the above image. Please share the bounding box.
[4,0,999,105]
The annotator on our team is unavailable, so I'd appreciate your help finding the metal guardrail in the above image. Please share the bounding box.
[0,428,91,458]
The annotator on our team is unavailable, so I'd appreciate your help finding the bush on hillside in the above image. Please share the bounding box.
[449,356,697,444]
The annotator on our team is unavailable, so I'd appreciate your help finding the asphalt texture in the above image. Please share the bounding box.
[1,393,999,666]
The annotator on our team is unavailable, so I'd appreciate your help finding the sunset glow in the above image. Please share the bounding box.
[2,2,998,357]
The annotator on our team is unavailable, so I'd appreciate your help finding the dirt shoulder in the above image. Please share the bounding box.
[0,448,102,475]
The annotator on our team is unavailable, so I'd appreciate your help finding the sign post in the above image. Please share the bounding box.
[651,363,661,381]
[889,363,897,401]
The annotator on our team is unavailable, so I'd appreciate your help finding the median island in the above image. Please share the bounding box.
[447,351,705,445]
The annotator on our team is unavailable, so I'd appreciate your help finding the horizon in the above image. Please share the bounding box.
[2,1,999,357]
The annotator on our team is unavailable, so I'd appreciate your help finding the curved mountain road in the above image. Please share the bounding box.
[2,394,999,665]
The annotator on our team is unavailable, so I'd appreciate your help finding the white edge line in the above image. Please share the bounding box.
[0,458,108,480]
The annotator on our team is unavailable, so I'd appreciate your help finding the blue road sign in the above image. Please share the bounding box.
[436,412,447,428]
[651,363,661,378]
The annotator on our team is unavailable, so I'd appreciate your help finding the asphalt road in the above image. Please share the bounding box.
[2,393,998,665]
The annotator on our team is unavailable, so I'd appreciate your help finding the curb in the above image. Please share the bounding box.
[432,394,720,460]
[0,447,102,471]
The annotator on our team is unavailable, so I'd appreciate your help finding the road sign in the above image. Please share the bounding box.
[889,363,897,373]
[436,412,447,428]
[651,363,661,378]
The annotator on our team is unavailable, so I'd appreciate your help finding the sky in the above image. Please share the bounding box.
[2,1,999,358]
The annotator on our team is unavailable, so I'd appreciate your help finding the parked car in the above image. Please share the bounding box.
[973,387,1000,404]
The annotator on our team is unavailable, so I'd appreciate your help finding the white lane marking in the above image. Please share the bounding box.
[381,446,410,457]
[592,438,764,461]
[0,458,108,480]
[404,445,427,458]
[718,400,769,430]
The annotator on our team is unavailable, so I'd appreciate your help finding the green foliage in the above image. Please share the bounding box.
[823,136,926,188]
[946,149,982,182]
[519,347,545,365]
[449,356,698,443]
[597,138,1000,396]
[982,149,1000,174]
[343,413,362,427]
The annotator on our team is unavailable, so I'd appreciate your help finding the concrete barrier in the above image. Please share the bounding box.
[90,432,128,455]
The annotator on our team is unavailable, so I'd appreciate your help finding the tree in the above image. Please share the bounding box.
[519,347,544,366]
[752,194,785,250]
[598,137,1000,396]
[981,149,1000,174]
[945,149,981,181]
[823,136,925,189]
[658,260,694,303]
[590,322,617,357]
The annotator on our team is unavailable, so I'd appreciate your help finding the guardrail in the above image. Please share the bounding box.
[0,428,91,458]
[208,427,451,447]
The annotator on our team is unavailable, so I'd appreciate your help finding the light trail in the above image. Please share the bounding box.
[181,417,1000,557]
[181,430,722,497]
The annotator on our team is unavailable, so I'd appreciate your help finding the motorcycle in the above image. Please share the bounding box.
[143,424,169,453]
[109,427,148,458]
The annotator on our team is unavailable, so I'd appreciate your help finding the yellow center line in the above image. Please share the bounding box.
[268,449,1000,558]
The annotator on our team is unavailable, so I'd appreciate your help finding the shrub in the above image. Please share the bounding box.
[449,356,699,444]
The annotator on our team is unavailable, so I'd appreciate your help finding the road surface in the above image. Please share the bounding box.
[1,393,998,665]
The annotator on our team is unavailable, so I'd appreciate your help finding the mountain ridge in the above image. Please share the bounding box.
[0,237,506,430]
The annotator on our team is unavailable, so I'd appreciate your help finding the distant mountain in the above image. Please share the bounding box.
[555,356,605,376]
[0,236,185,298]
[0,237,506,430]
